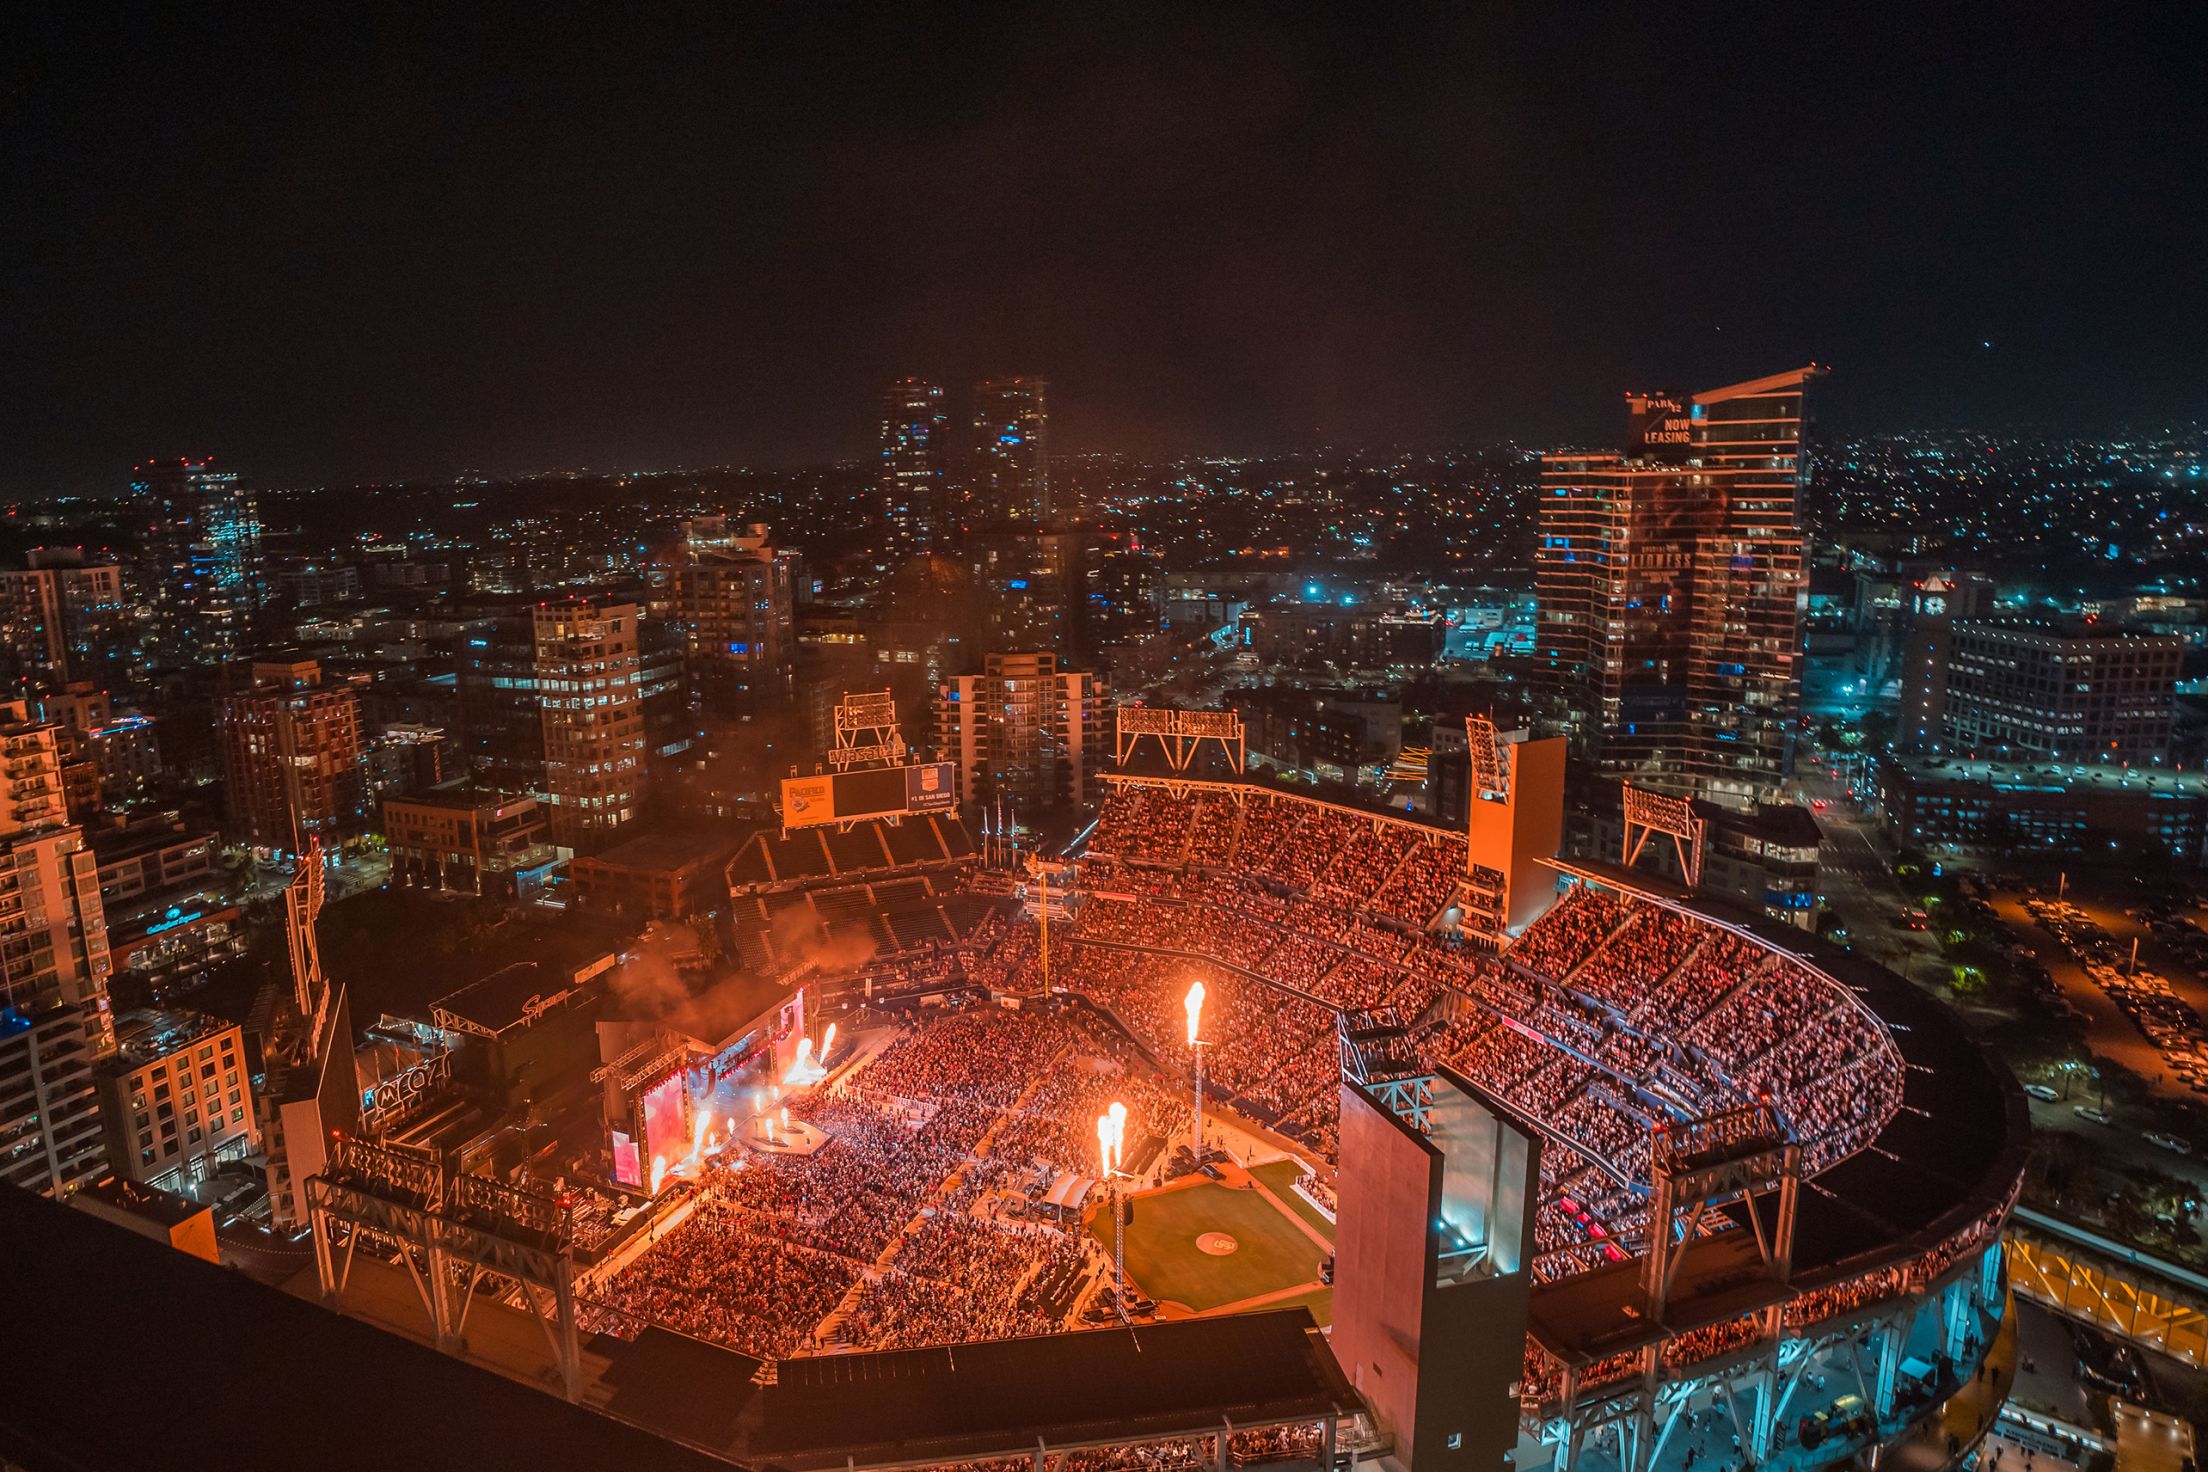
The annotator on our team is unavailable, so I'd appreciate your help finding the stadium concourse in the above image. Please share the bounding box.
[561,776,2025,1472]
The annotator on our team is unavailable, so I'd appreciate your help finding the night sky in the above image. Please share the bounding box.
[6,6,2203,491]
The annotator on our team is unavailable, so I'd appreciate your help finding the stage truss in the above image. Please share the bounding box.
[308,1136,584,1400]
[1622,783,1706,889]
[590,1028,692,1094]
[1114,703,1244,774]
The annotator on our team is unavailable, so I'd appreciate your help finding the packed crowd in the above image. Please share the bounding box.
[594,1196,860,1358]
[598,1002,1200,1359]
[1060,787,1908,1276]
[842,1212,1084,1350]
[600,780,1915,1369]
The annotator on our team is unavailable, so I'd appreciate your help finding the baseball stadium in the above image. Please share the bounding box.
[235,715,2027,1472]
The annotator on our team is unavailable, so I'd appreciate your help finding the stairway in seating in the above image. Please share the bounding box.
[1362,844,1418,918]
[1210,796,1251,871]
[1555,908,1643,989]
[1624,933,1711,1026]
[1172,797,1205,869]
[1680,954,1783,1044]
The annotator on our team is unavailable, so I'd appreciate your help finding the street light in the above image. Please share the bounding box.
[1185,980,1208,1167]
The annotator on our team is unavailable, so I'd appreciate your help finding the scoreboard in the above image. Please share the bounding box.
[781,761,956,830]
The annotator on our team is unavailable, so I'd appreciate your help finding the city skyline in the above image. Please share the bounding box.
[3,14,2206,1472]
[8,8,2206,493]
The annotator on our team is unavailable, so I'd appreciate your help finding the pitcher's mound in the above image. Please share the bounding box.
[1196,1232,1239,1256]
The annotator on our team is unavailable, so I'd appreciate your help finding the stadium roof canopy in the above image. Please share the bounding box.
[750,1311,1357,1468]
[0,1187,1358,1471]
[0,1188,731,1472]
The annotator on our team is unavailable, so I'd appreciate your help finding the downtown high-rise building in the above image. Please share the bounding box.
[1535,367,1820,807]
[0,699,116,1196]
[1906,619,2182,763]
[933,650,1105,821]
[669,517,797,721]
[131,457,265,665]
[0,551,131,697]
[969,377,1051,524]
[532,600,645,853]
[453,596,646,852]
[879,378,948,558]
[217,657,369,852]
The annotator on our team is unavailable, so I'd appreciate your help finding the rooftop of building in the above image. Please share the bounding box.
[107,1006,235,1070]
[432,960,588,1037]
[1695,798,1825,848]
[1892,755,2208,794]
[87,814,216,863]
[75,1173,207,1229]
[1952,617,2184,647]
[383,779,539,815]
[574,822,748,876]
[0,1187,732,1472]
[318,889,639,1023]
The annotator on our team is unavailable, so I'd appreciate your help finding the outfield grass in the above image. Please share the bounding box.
[1095,1179,1328,1312]
[1249,1159,1335,1244]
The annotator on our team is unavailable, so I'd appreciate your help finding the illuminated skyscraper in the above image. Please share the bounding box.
[217,657,369,852]
[1536,368,1820,807]
[131,458,265,665]
[969,377,1050,524]
[533,600,645,852]
[879,378,947,557]
[661,517,798,808]
[933,650,1104,819]
[0,698,116,1194]
[0,552,129,696]
[452,597,645,852]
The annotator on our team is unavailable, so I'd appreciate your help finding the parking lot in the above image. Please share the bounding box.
[2021,893,2208,1117]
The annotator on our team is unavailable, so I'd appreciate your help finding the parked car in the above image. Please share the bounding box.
[2023,1084,2060,1102]
[2145,1131,2192,1155]
[2075,1105,2114,1125]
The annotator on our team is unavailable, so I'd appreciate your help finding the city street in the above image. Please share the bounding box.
[1799,749,2208,1183]
[1797,759,1943,982]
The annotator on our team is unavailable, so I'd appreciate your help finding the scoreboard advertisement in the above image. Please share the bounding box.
[781,761,957,829]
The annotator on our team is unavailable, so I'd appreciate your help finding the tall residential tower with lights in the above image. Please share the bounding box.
[878,378,948,558]
[969,376,1051,524]
[1535,367,1821,808]
[131,457,265,666]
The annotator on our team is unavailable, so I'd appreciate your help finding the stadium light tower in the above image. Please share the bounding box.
[1098,1102,1130,1315]
[1185,980,1207,1166]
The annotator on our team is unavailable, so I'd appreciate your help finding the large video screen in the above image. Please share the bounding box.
[611,1130,641,1188]
[640,1072,688,1188]
[781,762,958,829]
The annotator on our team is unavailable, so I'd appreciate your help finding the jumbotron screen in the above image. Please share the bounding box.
[641,1073,688,1188]
[782,761,956,829]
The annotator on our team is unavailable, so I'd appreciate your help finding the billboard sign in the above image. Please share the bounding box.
[1626,391,1693,463]
[905,761,955,813]
[781,775,836,827]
